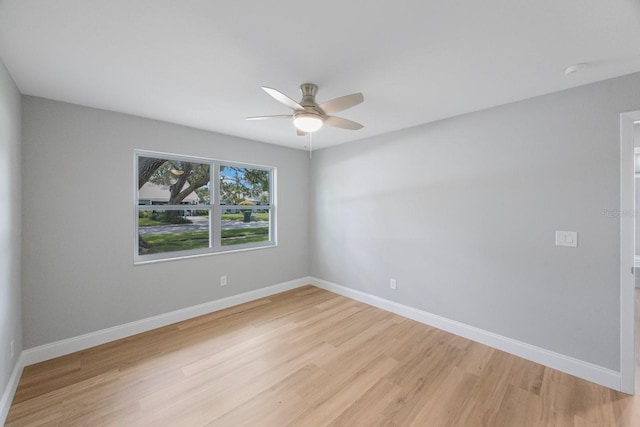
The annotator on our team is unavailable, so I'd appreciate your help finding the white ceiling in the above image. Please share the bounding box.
[1,1,640,151]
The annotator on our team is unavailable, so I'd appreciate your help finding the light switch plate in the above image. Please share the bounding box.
[555,230,578,247]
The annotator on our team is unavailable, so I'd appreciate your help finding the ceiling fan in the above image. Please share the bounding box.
[247,83,364,135]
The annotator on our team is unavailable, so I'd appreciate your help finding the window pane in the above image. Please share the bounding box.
[138,209,210,255]
[219,165,270,206]
[138,157,211,206]
[221,207,270,246]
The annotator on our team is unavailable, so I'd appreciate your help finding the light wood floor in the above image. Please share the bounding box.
[7,285,640,426]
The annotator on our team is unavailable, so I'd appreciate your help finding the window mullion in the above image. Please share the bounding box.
[213,161,222,250]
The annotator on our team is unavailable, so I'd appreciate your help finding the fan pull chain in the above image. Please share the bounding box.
[309,132,313,159]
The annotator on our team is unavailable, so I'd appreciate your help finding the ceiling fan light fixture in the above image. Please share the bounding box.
[293,113,323,133]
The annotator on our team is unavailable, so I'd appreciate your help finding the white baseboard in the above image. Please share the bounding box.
[310,277,622,391]
[0,354,25,426]
[21,277,311,367]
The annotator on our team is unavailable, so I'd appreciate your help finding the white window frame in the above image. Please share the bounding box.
[134,150,276,264]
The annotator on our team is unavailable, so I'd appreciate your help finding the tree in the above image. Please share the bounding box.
[138,159,268,206]
[195,187,210,204]
[166,162,210,205]
[138,157,166,190]
[220,168,248,205]
[220,166,269,204]
[243,168,269,194]
[145,160,210,205]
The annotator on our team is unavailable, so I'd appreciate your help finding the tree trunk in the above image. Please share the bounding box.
[138,158,166,189]
[168,163,210,205]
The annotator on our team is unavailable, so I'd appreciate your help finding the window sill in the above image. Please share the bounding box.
[134,243,277,265]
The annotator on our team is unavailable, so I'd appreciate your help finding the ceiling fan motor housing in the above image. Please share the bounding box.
[299,83,324,114]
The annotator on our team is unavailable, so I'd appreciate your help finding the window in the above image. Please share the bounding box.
[135,151,275,262]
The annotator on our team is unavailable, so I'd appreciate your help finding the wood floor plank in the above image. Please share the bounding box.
[6,285,640,426]
[208,364,325,426]
[326,377,404,427]
[289,355,398,426]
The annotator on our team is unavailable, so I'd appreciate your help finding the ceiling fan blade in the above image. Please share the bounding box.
[319,93,364,114]
[324,116,364,130]
[296,129,306,137]
[262,87,304,111]
[246,115,292,121]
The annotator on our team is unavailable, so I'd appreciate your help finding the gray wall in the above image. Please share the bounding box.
[21,97,310,348]
[0,58,22,397]
[635,124,640,259]
[635,124,640,288]
[310,72,640,371]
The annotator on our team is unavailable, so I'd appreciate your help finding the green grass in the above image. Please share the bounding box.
[221,235,269,246]
[221,213,269,221]
[141,227,269,253]
[221,227,269,246]
[141,231,209,254]
[221,227,268,238]
[138,218,164,227]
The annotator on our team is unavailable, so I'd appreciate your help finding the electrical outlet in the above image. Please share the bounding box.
[220,275,227,286]
[555,230,578,247]
[10,339,14,359]
[390,278,397,290]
